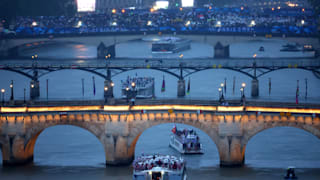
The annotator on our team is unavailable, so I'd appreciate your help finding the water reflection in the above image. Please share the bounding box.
[34,125,105,167]
[246,127,320,168]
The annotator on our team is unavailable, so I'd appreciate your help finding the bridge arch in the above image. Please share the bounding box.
[244,126,320,167]
[11,122,107,166]
[257,67,320,79]
[126,117,220,163]
[28,125,105,165]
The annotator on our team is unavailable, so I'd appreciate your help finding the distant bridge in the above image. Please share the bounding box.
[0,58,319,98]
[1,34,319,57]
[0,100,319,167]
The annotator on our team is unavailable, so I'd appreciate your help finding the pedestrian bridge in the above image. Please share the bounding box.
[1,102,319,167]
[1,34,319,57]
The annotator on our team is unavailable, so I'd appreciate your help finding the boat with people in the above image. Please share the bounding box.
[151,37,191,54]
[133,154,187,180]
[169,125,203,154]
[121,76,155,99]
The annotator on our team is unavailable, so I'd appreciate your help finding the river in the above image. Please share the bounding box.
[0,38,320,179]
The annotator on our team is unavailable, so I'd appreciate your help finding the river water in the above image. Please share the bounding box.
[0,38,320,179]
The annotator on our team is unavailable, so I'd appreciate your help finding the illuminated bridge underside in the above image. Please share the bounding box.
[0,105,319,167]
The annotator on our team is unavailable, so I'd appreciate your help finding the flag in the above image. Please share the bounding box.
[224,78,227,95]
[46,79,49,100]
[296,80,299,104]
[81,78,84,97]
[232,76,235,95]
[186,77,190,95]
[161,75,165,92]
[268,78,271,95]
[305,78,308,99]
[171,124,177,134]
[92,76,96,96]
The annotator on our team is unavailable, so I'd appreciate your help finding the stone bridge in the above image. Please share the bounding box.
[0,104,319,167]
[1,34,319,57]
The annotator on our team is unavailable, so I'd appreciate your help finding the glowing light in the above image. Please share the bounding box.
[250,20,256,27]
[272,7,275,11]
[111,82,114,87]
[155,1,169,9]
[112,9,116,14]
[301,20,305,25]
[111,22,117,26]
[185,20,191,26]
[241,7,244,10]
[181,0,194,7]
[150,8,155,13]
[179,7,183,11]
[179,54,184,58]
[242,83,246,87]
[253,54,257,58]
[77,0,96,12]
[1,89,5,93]
[147,21,152,26]
[215,21,222,27]
[32,21,38,27]
[302,8,305,12]
[77,21,82,27]
[277,6,281,9]
[121,9,125,13]
[104,87,108,91]
[0,105,320,115]
[217,106,244,112]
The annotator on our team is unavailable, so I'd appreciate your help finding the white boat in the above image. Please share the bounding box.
[151,37,191,54]
[133,154,187,180]
[121,76,155,99]
[169,126,203,154]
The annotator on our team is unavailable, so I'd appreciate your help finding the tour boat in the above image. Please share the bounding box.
[151,37,191,54]
[121,76,155,99]
[133,154,187,180]
[169,125,203,154]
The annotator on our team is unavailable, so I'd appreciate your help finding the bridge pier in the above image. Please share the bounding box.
[103,135,134,165]
[30,80,40,99]
[218,136,245,167]
[251,78,259,97]
[177,79,186,97]
[1,135,34,166]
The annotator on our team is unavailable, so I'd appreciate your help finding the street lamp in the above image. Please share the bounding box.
[241,82,246,105]
[1,89,5,104]
[104,87,108,91]
[10,80,14,101]
[220,83,225,98]
[125,87,130,102]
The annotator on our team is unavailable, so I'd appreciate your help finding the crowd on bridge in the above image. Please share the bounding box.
[1,6,318,37]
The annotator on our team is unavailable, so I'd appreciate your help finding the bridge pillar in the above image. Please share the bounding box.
[30,80,40,99]
[103,135,133,165]
[1,135,34,166]
[218,136,245,167]
[251,78,259,97]
[177,79,185,97]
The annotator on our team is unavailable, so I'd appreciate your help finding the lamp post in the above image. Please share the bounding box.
[10,80,14,101]
[1,89,5,105]
[241,83,246,105]
[218,87,223,104]
[125,87,130,103]
[220,83,225,100]
[24,88,26,103]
